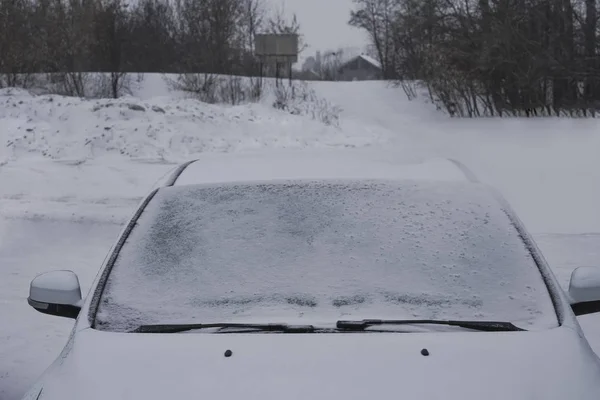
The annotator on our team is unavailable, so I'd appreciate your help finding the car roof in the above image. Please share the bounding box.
[159,150,479,188]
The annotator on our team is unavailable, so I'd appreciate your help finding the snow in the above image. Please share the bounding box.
[568,266,600,303]
[175,152,472,184]
[96,181,557,332]
[29,271,76,290]
[0,158,174,223]
[358,54,382,69]
[0,219,121,400]
[314,81,600,235]
[29,271,82,306]
[0,85,388,165]
[22,326,600,400]
[2,75,600,400]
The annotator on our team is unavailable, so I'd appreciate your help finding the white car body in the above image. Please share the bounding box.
[22,150,600,400]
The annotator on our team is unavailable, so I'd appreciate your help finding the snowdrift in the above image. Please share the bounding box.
[0,85,389,165]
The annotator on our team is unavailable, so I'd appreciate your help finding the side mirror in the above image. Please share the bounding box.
[569,267,600,316]
[28,270,82,319]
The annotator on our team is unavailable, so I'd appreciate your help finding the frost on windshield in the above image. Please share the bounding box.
[95,180,558,332]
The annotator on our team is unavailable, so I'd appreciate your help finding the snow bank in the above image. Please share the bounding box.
[0,86,389,165]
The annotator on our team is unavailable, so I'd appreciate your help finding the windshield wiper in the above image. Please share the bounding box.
[132,319,525,334]
[336,319,526,332]
[130,323,317,334]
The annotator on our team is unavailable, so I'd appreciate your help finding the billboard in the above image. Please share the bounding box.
[255,34,299,63]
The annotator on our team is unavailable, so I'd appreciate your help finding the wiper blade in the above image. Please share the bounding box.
[131,323,316,334]
[336,319,526,332]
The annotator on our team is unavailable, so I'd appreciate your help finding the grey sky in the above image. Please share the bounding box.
[267,0,368,60]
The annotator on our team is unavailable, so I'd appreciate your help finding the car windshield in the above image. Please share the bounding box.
[94,180,558,332]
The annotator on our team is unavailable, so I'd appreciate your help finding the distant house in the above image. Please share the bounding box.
[294,68,322,81]
[302,56,317,72]
[337,54,383,81]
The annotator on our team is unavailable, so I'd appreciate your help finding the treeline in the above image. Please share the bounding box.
[350,0,600,116]
[0,0,303,97]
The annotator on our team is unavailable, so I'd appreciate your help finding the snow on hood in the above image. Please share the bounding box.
[37,327,600,400]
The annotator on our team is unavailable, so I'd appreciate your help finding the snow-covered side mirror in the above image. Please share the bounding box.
[569,267,600,316]
[28,270,82,319]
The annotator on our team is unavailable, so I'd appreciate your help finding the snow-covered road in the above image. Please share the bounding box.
[0,218,120,400]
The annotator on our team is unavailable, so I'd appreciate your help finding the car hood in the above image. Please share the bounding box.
[36,326,600,400]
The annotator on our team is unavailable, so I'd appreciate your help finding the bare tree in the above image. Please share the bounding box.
[318,49,345,81]
[583,0,598,111]
[267,5,308,53]
[351,0,600,116]
[46,0,97,97]
[93,0,132,98]
[240,0,266,98]
[349,0,397,79]
[0,0,39,87]
[128,0,177,72]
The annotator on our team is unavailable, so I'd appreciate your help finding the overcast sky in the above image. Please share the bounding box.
[267,0,368,60]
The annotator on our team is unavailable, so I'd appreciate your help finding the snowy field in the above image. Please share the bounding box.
[2,75,600,399]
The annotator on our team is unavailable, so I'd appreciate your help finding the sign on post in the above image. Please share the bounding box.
[255,34,299,64]
[254,34,299,87]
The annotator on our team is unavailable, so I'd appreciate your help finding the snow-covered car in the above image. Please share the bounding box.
[22,153,600,400]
